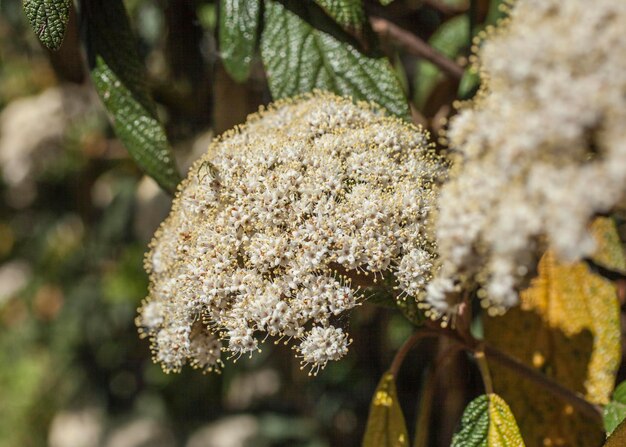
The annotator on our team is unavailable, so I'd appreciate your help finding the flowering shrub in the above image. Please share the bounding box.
[138,93,444,374]
[14,0,626,445]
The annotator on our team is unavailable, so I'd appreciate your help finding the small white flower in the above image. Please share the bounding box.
[433,0,626,313]
[138,92,442,373]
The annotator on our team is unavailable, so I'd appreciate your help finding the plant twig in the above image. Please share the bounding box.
[482,342,603,422]
[473,345,493,394]
[424,323,603,422]
[423,0,469,16]
[389,330,437,379]
[370,17,465,80]
[583,257,626,282]
[414,343,463,447]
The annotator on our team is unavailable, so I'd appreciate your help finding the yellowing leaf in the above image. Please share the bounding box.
[362,371,409,447]
[591,217,626,274]
[452,393,525,447]
[484,217,623,446]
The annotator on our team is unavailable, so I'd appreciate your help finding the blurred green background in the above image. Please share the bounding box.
[0,0,488,446]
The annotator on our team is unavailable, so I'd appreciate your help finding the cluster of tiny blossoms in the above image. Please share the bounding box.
[137,92,444,374]
[431,0,626,315]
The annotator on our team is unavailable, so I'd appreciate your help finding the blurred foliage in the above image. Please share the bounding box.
[605,380,626,436]
[3,0,626,446]
[362,372,408,447]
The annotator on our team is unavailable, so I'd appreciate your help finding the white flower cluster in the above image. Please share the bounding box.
[432,0,626,314]
[138,92,443,374]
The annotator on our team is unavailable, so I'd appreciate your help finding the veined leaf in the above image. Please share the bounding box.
[24,0,71,50]
[604,381,626,435]
[484,217,623,446]
[85,0,180,193]
[219,0,260,82]
[314,0,365,32]
[451,394,525,447]
[362,371,409,447]
[261,0,409,119]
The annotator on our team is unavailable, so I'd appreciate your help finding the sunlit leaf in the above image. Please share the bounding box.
[314,0,365,32]
[362,371,409,447]
[604,381,626,435]
[23,0,70,50]
[261,0,409,119]
[218,0,260,82]
[484,217,623,446]
[605,418,626,447]
[451,394,525,447]
[84,0,180,193]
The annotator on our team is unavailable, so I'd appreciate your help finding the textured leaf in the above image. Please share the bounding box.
[261,0,409,119]
[414,15,468,109]
[451,394,525,447]
[23,0,71,50]
[604,381,626,435]
[218,0,260,82]
[362,372,409,447]
[85,0,180,193]
[605,418,626,447]
[484,217,623,446]
[314,0,365,31]
[591,217,626,274]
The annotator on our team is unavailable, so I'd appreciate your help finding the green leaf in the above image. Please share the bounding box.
[85,0,180,193]
[414,15,468,109]
[23,0,71,50]
[362,371,409,447]
[486,0,508,25]
[218,0,260,82]
[605,381,626,435]
[261,0,409,119]
[605,419,626,447]
[314,0,365,32]
[451,394,525,447]
[457,68,480,100]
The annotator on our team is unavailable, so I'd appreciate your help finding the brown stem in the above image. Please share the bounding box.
[414,343,463,447]
[584,257,626,282]
[46,5,85,83]
[473,345,494,395]
[422,0,469,15]
[370,17,465,80]
[482,342,603,422]
[425,324,603,422]
[389,330,438,379]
